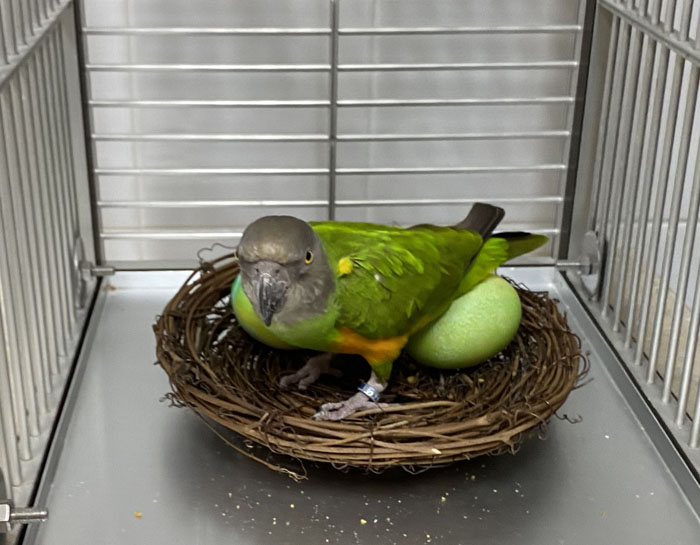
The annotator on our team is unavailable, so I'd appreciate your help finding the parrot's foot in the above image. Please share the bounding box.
[280,352,342,391]
[313,372,389,420]
[313,393,390,420]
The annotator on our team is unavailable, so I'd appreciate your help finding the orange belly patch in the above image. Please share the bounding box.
[333,327,408,365]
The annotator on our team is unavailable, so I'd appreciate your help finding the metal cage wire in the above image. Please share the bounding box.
[0,0,95,510]
[578,0,700,458]
[80,0,588,267]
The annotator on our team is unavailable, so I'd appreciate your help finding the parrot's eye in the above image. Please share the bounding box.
[305,250,314,264]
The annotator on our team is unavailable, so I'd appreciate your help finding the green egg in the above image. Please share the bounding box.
[406,276,522,369]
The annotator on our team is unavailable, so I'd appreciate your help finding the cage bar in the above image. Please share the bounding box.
[623,41,667,348]
[600,26,642,318]
[647,60,696,386]
[611,34,655,332]
[633,53,683,368]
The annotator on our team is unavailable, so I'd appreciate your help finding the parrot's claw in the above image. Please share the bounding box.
[313,392,390,421]
[280,352,342,391]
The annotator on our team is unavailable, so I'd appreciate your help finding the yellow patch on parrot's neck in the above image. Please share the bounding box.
[337,257,353,276]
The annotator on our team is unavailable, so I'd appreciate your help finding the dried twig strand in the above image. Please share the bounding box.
[154,253,587,476]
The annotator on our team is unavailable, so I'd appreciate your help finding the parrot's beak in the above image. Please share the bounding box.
[256,266,289,326]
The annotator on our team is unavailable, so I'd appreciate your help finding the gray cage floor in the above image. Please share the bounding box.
[27,268,700,545]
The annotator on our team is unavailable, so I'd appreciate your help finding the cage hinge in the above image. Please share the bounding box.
[0,470,48,539]
[555,230,606,300]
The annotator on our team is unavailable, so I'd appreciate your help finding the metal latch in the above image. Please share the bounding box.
[556,230,606,300]
[0,501,48,535]
[72,236,116,310]
[0,471,48,541]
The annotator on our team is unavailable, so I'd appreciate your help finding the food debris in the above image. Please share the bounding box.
[236,505,240,510]
[470,475,476,481]
[228,492,233,498]
[441,496,447,503]
[360,519,367,525]
[290,504,295,509]
[406,376,417,385]
[134,512,142,519]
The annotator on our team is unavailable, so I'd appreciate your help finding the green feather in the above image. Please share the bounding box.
[310,221,483,339]
[459,233,548,294]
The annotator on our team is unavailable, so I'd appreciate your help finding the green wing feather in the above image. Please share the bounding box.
[311,222,483,339]
[459,232,548,293]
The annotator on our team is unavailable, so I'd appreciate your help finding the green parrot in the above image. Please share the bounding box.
[232,203,546,420]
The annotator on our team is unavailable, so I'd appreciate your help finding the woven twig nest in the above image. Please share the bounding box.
[155,253,586,479]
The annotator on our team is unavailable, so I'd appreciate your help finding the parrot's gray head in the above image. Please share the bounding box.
[237,216,334,326]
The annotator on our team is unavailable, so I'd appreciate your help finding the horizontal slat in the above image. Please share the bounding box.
[81,25,582,36]
[339,25,583,35]
[100,226,561,240]
[83,27,332,36]
[94,165,565,176]
[339,97,575,106]
[91,133,329,142]
[338,61,578,71]
[85,62,577,73]
[97,196,563,208]
[90,130,571,142]
[89,99,329,108]
[88,97,574,108]
[86,63,331,72]
[336,165,566,175]
[339,130,571,141]
[94,167,329,176]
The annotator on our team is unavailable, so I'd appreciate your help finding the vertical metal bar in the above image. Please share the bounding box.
[663,0,677,32]
[601,27,643,318]
[611,34,655,331]
[588,17,621,231]
[0,310,23,486]
[638,0,650,17]
[0,96,39,451]
[0,0,8,64]
[18,65,54,404]
[634,52,683,367]
[13,0,28,47]
[47,28,78,334]
[625,42,669,347]
[678,0,691,41]
[647,60,696,385]
[327,0,339,220]
[4,0,19,56]
[31,0,41,32]
[595,23,630,245]
[36,40,72,356]
[559,0,596,260]
[661,67,700,402]
[28,53,62,378]
[674,137,700,426]
[649,0,662,24]
[9,77,49,416]
[55,28,80,233]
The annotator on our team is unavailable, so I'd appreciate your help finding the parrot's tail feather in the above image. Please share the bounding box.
[455,203,505,239]
[492,231,549,260]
